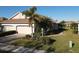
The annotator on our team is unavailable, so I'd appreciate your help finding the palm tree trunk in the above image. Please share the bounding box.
[31,24,34,37]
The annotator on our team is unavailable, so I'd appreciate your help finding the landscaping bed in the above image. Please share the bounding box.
[11,36,56,53]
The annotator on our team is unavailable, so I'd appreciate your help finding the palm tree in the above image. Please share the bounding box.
[22,6,37,37]
[22,7,52,38]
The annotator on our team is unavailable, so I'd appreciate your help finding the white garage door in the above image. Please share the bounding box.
[4,26,16,31]
[17,26,34,35]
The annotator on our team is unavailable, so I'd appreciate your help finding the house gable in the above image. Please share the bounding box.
[9,12,26,19]
[0,12,34,24]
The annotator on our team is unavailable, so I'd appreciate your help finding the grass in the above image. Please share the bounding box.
[11,36,55,52]
[50,28,79,53]
[11,39,33,46]
[11,27,79,53]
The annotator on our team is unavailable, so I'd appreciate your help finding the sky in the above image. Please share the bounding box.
[0,6,79,21]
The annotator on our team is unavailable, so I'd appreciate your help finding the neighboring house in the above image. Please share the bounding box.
[0,12,34,35]
[0,17,8,22]
[0,17,8,32]
[64,21,78,34]
[64,21,75,29]
[75,21,79,34]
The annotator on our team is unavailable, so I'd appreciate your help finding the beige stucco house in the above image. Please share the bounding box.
[0,12,34,35]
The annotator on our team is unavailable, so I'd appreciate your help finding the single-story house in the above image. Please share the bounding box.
[0,12,34,35]
[75,22,79,34]
[0,12,59,35]
[64,21,75,29]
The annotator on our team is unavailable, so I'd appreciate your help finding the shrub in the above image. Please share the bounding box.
[12,39,41,48]
[11,36,56,52]
[33,33,41,40]
[46,47,55,53]
[25,35,32,39]
[0,30,17,37]
[24,40,41,48]
[39,37,56,45]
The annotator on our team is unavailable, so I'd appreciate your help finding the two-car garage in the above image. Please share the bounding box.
[2,24,34,35]
[17,26,33,35]
[3,26,15,31]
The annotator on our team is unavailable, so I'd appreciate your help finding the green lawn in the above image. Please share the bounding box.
[50,28,79,53]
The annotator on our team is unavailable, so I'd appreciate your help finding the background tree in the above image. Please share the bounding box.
[58,20,66,30]
[70,22,78,34]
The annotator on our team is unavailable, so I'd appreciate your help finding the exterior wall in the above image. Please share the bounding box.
[2,24,30,26]
[2,24,34,35]
[3,26,16,31]
[17,26,34,35]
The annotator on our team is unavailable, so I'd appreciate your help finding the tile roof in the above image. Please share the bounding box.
[0,19,33,24]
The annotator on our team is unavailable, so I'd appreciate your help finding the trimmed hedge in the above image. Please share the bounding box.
[0,30,18,37]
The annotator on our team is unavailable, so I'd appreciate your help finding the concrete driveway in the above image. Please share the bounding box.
[0,34,46,53]
[0,34,25,43]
